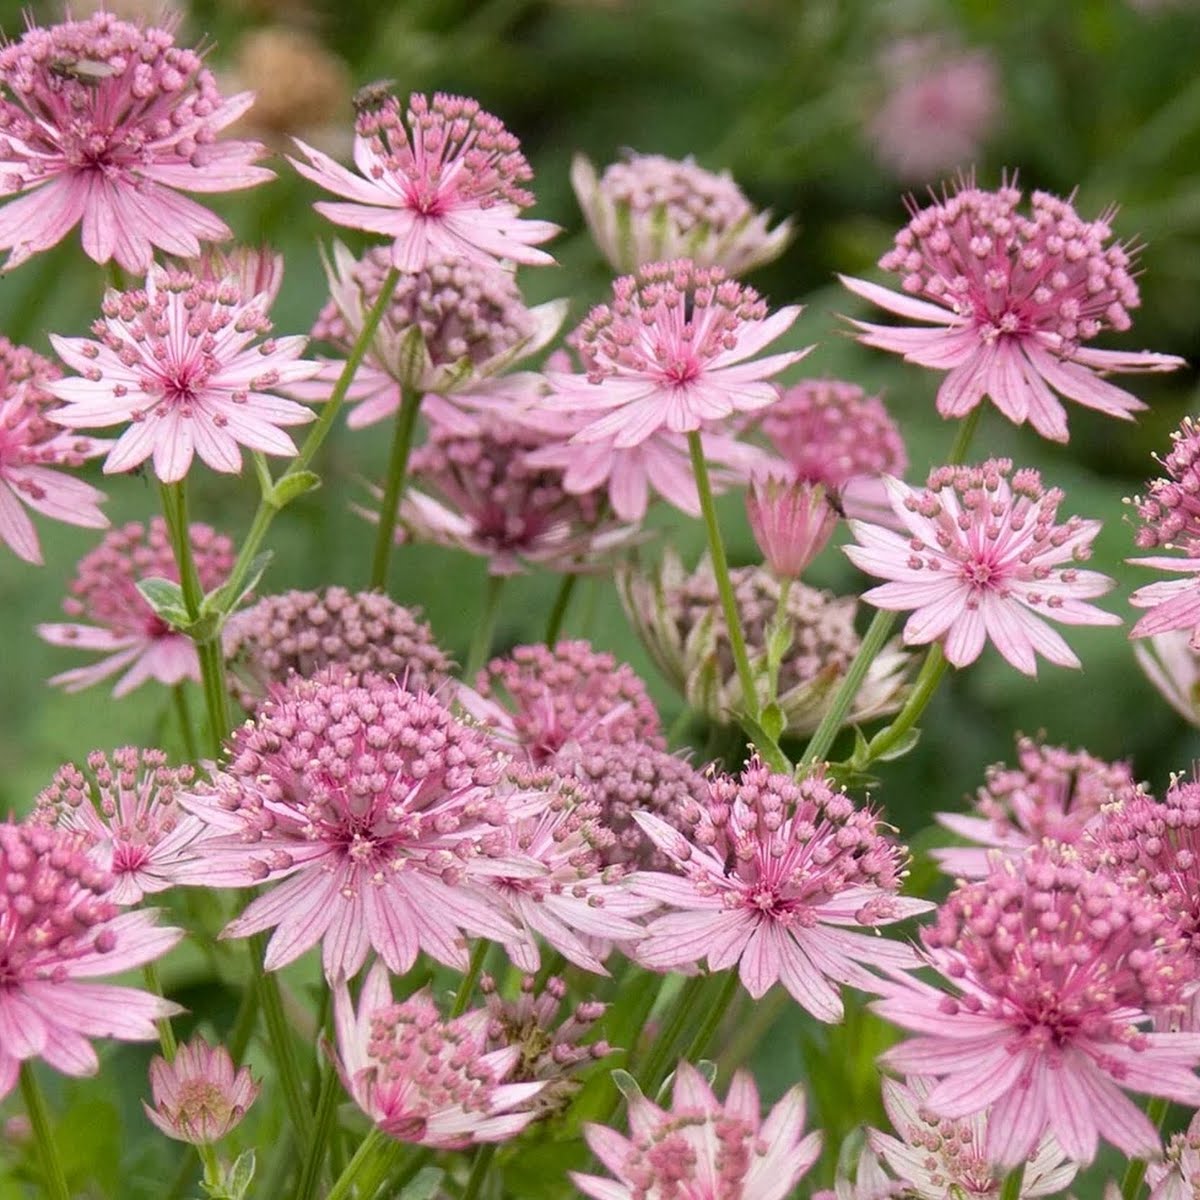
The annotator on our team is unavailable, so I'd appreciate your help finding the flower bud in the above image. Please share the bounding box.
[745,475,838,579]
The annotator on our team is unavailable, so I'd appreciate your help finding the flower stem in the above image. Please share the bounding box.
[1121,1095,1172,1200]
[296,1062,342,1200]
[252,935,313,1143]
[368,386,423,592]
[461,1143,497,1200]
[227,975,260,1066]
[450,939,490,1018]
[999,1168,1023,1200]
[947,404,984,465]
[544,573,579,647]
[323,1127,388,1200]
[634,975,708,1098]
[172,684,198,762]
[859,643,947,765]
[19,1063,70,1200]
[688,432,759,720]
[143,961,177,1061]
[680,969,740,1063]
[464,573,507,679]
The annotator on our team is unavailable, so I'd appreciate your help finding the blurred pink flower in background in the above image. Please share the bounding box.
[1134,630,1200,725]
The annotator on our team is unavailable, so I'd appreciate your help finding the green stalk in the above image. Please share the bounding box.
[544,573,579,647]
[323,1127,388,1200]
[227,975,260,1066]
[999,1167,1023,1200]
[143,961,178,1060]
[19,1063,70,1200]
[450,940,491,1018]
[461,1143,497,1200]
[296,1063,342,1200]
[679,969,739,1063]
[633,975,708,1098]
[172,684,198,762]
[688,432,759,719]
[860,644,947,765]
[368,386,423,591]
[464,573,507,679]
[947,405,984,466]
[1121,1095,1171,1200]
[252,936,313,1143]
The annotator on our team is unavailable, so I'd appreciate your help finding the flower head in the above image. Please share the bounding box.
[290,90,558,271]
[0,12,271,272]
[48,267,320,482]
[572,1061,821,1200]
[31,747,205,905]
[183,244,286,311]
[633,759,932,1020]
[746,475,838,579]
[223,586,450,712]
[549,259,807,448]
[334,962,544,1147]
[0,336,109,564]
[841,182,1184,442]
[1146,1109,1200,1200]
[875,845,1200,1167]
[0,822,181,1100]
[933,734,1140,878]
[570,151,792,275]
[144,1035,259,1145]
[845,459,1120,674]
[37,518,234,697]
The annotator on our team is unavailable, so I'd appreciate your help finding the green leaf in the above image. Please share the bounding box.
[610,1068,643,1103]
[202,551,273,618]
[394,1167,445,1200]
[268,470,322,510]
[760,702,785,742]
[735,711,792,774]
[869,726,921,763]
[135,577,190,628]
[226,1149,256,1200]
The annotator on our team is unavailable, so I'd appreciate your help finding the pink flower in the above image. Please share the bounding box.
[144,1035,259,1145]
[289,91,558,272]
[572,1061,820,1200]
[177,669,540,980]
[0,337,109,564]
[1146,1109,1200,1200]
[548,259,807,448]
[31,747,207,906]
[333,962,544,1148]
[1134,631,1200,726]
[37,518,234,697]
[0,12,271,273]
[933,734,1140,879]
[841,182,1185,442]
[631,759,932,1021]
[183,245,285,310]
[845,459,1120,674]
[874,845,1200,1167]
[0,823,182,1100]
[746,474,838,578]
[48,267,320,482]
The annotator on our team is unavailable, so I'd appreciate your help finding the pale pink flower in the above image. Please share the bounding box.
[0,822,182,1100]
[37,518,234,697]
[570,151,792,275]
[0,12,271,273]
[845,459,1120,674]
[572,1061,821,1200]
[177,669,540,980]
[746,474,838,578]
[182,245,285,310]
[31,747,206,906]
[1134,630,1200,726]
[333,961,544,1148]
[874,845,1200,1167]
[144,1035,259,1145]
[933,734,1140,879]
[0,336,109,564]
[48,267,320,482]
[290,90,558,271]
[1146,1109,1200,1200]
[814,1146,904,1200]
[632,759,932,1021]
[841,182,1185,442]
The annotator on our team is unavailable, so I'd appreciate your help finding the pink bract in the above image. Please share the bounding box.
[0,12,272,272]
[144,1035,259,1145]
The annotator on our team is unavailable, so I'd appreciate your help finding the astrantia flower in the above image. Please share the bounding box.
[1146,1109,1200,1200]
[814,1146,903,1200]
[144,1035,259,1145]
[571,151,792,275]
[745,475,838,579]
[0,336,109,564]
[932,734,1140,879]
[632,759,932,1020]
[183,245,285,311]
[1134,631,1200,726]
[619,549,909,734]
[845,459,1120,674]
[572,1061,820,1200]
[177,669,538,979]
[874,845,1200,1167]
[222,586,450,712]
[31,747,205,905]
[290,90,558,271]
[37,518,234,697]
[333,962,544,1147]
[0,823,182,1100]
[0,12,272,272]
[841,182,1185,442]
[48,267,320,482]
[549,259,808,448]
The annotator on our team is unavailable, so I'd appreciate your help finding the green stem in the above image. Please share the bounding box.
[464,573,507,679]
[296,1063,342,1200]
[1121,1096,1172,1200]
[947,405,984,466]
[461,1143,497,1200]
[634,975,708,1098]
[999,1167,1023,1200]
[227,974,260,1066]
[680,969,740,1063]
[171,684,198,763]
[323,1127,388,1200]
[19,1063,70,1200]
[451,939,490,1018]
[252,936,313,1142]
[545,573,579,647]
[860,644,947,765]
[368,386,423,591]
[143,961,178,1061]
[688,432,759,720]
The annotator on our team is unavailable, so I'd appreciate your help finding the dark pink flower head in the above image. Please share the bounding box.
[37,517,233,697]
[0,12,272,272]
[0,336,109,563]
[144,1035,259,1145]
[633,759,932,1021]
[934,734,1140,879]
[841,182,1185,442]
[289,90,558,271]
[0,822,182,1099]
[549,259,808,449]
[48,267,320,482]
[876,844,1200,1167]
[334,962,545,1148]
[31,746,205,906]
[572,1061,821,1200]
[846,459,1120,675]
[177,668,538,979]
[222,586,450,712]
